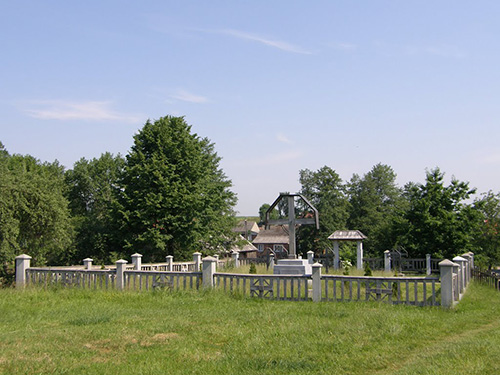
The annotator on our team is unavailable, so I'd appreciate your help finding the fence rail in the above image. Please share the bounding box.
[26,268,116,289]
[125,271,202,291]
[472,268,500,290]
[320,275,440,306]
[214,273,310,301]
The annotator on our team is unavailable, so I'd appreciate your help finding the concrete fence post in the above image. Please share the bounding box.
[202,256,217,288]
[307,251,314,265]
[384,250,391,272]
[462,253,472,285]
[426,254,432,275]
[453,256,466,294]
[166,255,173,271]
[439,259,457,308]
[312,262,322,302]
[269,253,275,271]
[193,252,202,271]
[214,255,219,270]
[231,251,239,268]
[115,259,128,290]
[131,253,142,270]
[15,254,32,289]
[83,258,93,270]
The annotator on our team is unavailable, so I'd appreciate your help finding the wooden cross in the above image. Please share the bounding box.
[265,193,319,259]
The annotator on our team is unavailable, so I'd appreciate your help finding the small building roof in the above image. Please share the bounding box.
[328,230,367,241]
[232,220,260,235]
[252,226,289,245]
[230,235,258,253]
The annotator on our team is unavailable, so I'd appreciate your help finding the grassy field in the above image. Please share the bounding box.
[0,283,499,374]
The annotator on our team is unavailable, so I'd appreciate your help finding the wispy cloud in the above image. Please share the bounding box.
[23,100,141,123]
[276,133,294,145]
[170,90,209,104]
[203,28,312,55]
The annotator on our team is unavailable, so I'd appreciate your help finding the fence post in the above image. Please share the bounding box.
[202,256,217,288]
[193,252,202,271]
[115,259,127,290]
[15,254,31,289]
[214,255,219,270]
[356,240,363,270]
[307,251,314,265]
[453,256,466,294]
[461,253,472,285]
[312,262,322,302]
[131,253,142,271]
[83,258,93,270]
[231,251,239,268]
[384,250,391,272]
[439,259,457,308]
[166,255,173,271]
[426,254,431,275]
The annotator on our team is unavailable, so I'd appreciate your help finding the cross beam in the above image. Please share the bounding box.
[265,193,319,258]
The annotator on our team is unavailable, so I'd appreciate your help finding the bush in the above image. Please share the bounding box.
[249,263,257,274]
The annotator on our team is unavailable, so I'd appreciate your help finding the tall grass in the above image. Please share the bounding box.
[0,283,499,374]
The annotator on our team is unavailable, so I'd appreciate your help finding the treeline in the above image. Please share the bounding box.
[260,165,500,269]
[0,116,237,284]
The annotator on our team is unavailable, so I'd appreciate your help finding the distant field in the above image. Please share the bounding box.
[1,283,499,374]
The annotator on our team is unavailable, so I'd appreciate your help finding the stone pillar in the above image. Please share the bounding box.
[288,195,296,259]
[439,259,457,308]
[202,256,217,288]
[384,250,391,272]
[83,258,93,270]
[307,251,314,265]
[131,253,142,271]
[15,254,32,289]
[312,262,323,302]
[356,240,363,270]
[461,253,472,285]
[166,255,173,271]
[453,256,466,294]
[333,240,340,270]
[115,259,128,290]
[193,252,202,272]
[214,255,219,270]
[231,251,239,268]
[426,254,432,275]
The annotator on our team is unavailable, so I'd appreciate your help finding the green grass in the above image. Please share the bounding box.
[0,283,499,374]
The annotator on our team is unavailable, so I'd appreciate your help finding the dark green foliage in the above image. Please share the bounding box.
[64,153,125,264]
[363,262,373,276]
[249,262,257,274]
[348,163,406,255]
[395,168,481,259]
[258,203,278,226]
[118,116,237,261]
[297,166,350,255]
[0,143,72,279]
[473,191,500,269]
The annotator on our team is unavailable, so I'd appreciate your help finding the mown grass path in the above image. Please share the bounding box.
[0,283,499,374]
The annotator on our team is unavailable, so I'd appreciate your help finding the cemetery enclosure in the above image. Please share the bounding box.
[15,251,477,308]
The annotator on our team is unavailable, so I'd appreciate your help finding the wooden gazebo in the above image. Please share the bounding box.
[327,230,367,270]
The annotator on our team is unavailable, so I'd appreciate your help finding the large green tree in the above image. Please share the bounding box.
[64,153,125,264]
[0,143,72,277]
[348,163,405,254]
[473,191,500,269]
[397,168,480,259]
[296,166,350,255]
[118,116,237,261]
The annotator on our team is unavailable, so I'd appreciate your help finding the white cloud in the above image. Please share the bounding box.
[276,133,294,145]
[23,100,141,123]
[204,28,312,55]
[170,90,209,104]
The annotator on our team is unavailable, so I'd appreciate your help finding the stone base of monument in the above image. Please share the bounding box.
[273,258,312,276]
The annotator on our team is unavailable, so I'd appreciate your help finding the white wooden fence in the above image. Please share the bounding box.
[15,252,475,308]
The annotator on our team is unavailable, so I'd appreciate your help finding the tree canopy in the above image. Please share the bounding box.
[117,116,237,261]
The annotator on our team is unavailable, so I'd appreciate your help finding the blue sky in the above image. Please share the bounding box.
[1,1,500,215]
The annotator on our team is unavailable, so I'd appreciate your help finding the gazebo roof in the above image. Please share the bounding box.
[328,230,367,241]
